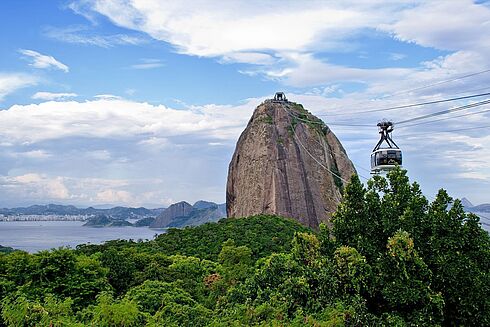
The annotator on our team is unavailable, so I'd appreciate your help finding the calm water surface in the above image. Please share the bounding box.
[0,221,166,253]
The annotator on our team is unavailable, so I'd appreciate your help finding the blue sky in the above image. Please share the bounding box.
[0,0,490,208]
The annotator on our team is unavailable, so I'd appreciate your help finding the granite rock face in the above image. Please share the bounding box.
[150,201,226,228]
[226,99,356,229]
[150,201,193,228]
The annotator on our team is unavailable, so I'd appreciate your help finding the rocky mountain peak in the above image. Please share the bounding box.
[150,201,193,228]
[226,96,356,228]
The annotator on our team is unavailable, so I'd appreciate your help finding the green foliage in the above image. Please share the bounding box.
[0,246,15,254]
[147,302,212,327]
[259,114,273,124]
[1,294,82,327]
[0,172,488,326]
[333,167,490,326]
[126,280,195,315]
[152,215,310,261]
[218,239,252,283]
[333,246,370,298]
[83,292,144,327]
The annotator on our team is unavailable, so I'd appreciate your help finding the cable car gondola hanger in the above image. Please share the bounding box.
[371,120,402,174]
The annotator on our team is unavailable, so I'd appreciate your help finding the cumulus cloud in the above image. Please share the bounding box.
[0,97,260,206]
[257,53,411,87]
[96,189,133,203]
[384,1,490,52]
[0,73,38,101]
[70,0,490,92]
[69,0,412,71]
[79,0,376,57]
[19,49,69,72]
[0,97,257,144]
[32,92,78,101]
[2,173,70,200]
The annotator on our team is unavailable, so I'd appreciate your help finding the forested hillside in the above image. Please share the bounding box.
[0,168,488,326]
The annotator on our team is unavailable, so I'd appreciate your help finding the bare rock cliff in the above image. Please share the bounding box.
[226,99,356,228]
[150,201,193,228]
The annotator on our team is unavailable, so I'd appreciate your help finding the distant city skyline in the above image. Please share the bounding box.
[1,0,490,207]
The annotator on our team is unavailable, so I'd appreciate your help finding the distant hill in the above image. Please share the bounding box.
[461,198,490,213]
[83,215,134,227]
[461,197,474,208]
[470,204,490,213]
[0,201,227,228]
[0,204,165,220]
[0,245,15,253]
[151,201,226,228]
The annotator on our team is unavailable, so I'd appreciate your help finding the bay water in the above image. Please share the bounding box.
[0,221,166,253]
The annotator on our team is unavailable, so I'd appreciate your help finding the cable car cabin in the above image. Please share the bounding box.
[371,148,402,172]
[371,120,402,174]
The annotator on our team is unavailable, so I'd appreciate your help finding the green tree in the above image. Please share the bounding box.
[333,167,490,326]
[100,248,136,296]
[84,292,143,327]
[1,294,82,327]
[218,239,252,283]
[374,231,444,325]
[24,249,110,309]
[125,280,195,315]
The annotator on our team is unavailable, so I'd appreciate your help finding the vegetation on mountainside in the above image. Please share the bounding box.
[0,167,488,326]
[0,246,14,254]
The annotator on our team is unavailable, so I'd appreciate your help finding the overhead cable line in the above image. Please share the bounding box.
[317,91,490,117]
[282,106,370,181]
[396,99,490,125]
[379,68,490,99]
[307,122,373,177]
[327,122,374,127]
[450,85,490,96]
[282,106,349,183]
[398,124,490,138]
[397,107,490,129]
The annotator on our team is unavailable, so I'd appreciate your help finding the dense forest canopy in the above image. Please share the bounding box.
[0,167,489,326]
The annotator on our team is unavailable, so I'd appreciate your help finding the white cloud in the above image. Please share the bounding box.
[258,52,411,87]
[13,173,43,184]
[129,58,165,69]
[0,73,38,101]
[73,0,400,60]
[5,173,70,200]
[71,0,490,92]
[19,49,69,72]
[93,94,122,100]
[86,150,111,161]
[220,52,276,65]
[32,92,78,101]
[0,98,257,145]
[96,189,133,203]
[384,1,490,52]
[11,150,52,159]
[0,96,259,206]
[44,25,147,48]
[389,53,406,61]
